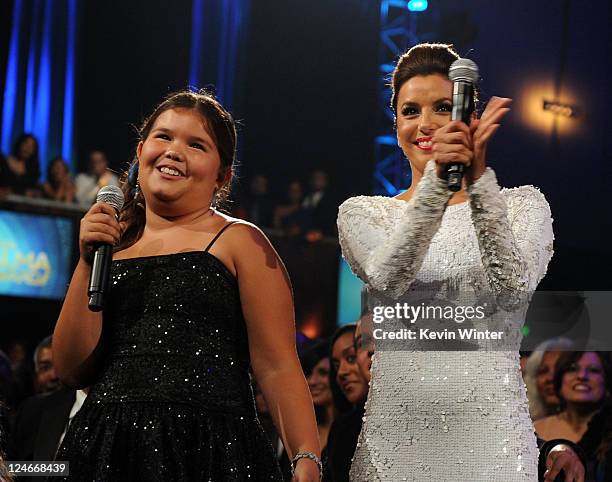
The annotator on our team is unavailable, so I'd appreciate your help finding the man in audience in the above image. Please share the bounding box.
[75,149,119,206]
[301,169,338,240]
[33,336,59,395]
[10,386,87,476]
[9,335,87,478]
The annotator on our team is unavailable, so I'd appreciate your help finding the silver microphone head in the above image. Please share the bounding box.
[96,185,125,212]
[448,58,479,84]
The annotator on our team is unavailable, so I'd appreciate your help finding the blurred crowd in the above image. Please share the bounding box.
[0,133,341,242]
[230,169,340,241]
[0,133,119,207]
[1,331,610,481]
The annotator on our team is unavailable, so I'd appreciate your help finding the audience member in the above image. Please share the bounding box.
[5,340,34,409]
[42,157,76,203]
[579,397,612,481]
[301,170,338,240]
[75,150,119,206]
[323,324,368,482]
[273,181,304,235]
[0,134,41,196]
[10,386,87,479]
[525,338,575,421]
[33,336,60,395]
[302,340,334,452]
[353,314,374,384]
[234,174,275,227]
[535,351,610,443]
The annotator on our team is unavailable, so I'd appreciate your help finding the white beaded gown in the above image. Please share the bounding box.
[337,160,554,481]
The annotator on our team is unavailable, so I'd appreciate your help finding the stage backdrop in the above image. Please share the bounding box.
[0,210,73,299]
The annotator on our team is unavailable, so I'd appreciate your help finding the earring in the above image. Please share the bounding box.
[134,181,144,209]
[211,187,219,210]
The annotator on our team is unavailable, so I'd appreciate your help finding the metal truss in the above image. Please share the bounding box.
[373,0,438,195]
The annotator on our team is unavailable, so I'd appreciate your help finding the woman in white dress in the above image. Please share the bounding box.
[337,43,554,481]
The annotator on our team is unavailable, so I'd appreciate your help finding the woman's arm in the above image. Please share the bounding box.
[462,96,553,309]
[53,259,104,387]
[53,202,122,387]
[467,172,554,309]
[229,223,321,481]
[338,160,452,299]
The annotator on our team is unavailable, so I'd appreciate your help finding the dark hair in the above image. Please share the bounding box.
[46,157,69,189]
[553,351,612,411]
[11,133,40,179]
[329,324,357,414]
[391,43,474,115]
[300,339,330,378]
[117,89,237,250]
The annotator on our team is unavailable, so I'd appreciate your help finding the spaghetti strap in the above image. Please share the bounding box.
[204,221,238,252]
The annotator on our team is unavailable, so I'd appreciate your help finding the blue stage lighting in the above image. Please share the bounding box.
[407,0,428,12]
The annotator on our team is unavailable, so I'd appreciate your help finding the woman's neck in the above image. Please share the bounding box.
[561,404,599,431]
[143,205,214,233]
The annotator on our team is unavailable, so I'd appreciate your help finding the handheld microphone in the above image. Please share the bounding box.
[88,185,124,312]
[447,58,479,192]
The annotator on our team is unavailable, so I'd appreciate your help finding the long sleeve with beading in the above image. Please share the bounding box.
[337,160,451,299]
[468,167,554,309]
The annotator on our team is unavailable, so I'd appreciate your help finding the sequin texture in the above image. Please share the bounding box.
[337,161,554,481]
[55,251,282,481]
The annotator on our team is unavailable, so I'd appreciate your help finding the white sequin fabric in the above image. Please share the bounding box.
[338,160,554,481]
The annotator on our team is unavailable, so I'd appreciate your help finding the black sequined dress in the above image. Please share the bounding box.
[55,246,283,481]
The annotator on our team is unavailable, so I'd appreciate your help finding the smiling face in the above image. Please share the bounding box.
[307,357,333,407]
[354,315,375,383]
[560,352,607,405]
[396,74,453,174]
[137,108,222,216]
[332,331,368,405]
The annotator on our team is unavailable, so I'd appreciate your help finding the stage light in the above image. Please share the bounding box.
[407,0,428,12]
[542,99,577,118]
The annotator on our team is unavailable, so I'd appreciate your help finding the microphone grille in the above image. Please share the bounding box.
[96,185,125,212]
[448,58,479,84]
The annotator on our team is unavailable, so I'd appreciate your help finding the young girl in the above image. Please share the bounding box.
[52,90,321,481]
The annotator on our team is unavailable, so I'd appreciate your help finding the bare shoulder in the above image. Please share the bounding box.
[219,218,282,267]
[221,217,268,245]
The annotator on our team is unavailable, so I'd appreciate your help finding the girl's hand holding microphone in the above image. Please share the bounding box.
[79,202,122,265]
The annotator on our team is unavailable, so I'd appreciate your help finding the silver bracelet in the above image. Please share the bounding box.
[291,451,322,480]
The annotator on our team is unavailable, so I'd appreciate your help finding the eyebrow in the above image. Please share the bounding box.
[401,97,452,107]
[152,127,214,149]
[341,345,355,357]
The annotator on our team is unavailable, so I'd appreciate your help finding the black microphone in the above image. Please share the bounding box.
[446,58,479,192]
[88,185,124,312]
